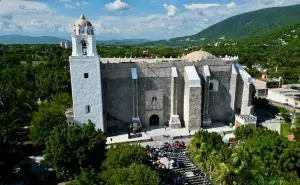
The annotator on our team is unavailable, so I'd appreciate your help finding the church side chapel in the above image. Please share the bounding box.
[68,15,256,133]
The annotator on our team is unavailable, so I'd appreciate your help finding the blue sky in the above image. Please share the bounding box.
[0,0,299,40]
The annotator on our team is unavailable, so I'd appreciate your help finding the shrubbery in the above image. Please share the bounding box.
[188,127,300,184]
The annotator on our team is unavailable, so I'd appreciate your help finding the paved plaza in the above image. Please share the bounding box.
[106,122,235,145]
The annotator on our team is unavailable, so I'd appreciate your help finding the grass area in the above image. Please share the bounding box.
[281,122,292,138]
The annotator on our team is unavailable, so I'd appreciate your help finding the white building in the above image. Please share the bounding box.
[60,40,71,49]
[267,88,300,108]
[64,41,71,49]
[235,114,257,128]
[69,15,104,131]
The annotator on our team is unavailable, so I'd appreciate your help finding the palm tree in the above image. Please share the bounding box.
[194,142,210,175]
[208,149,219,179]
[253,170,290,185]
[214,162,237,185]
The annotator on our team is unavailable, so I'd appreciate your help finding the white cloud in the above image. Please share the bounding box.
[0,15,23,32]
[255,0,277,5]
[183,3,221,10]
[163,4,179,17]
[226,1,236,8]
[64,4,75,9]
[0,0,73,36]
[0,0,50,15]
[105,0,130,11]
[1,0,300,40]
[64,1,89,9]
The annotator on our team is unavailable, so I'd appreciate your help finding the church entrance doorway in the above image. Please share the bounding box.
[149,115,159,126]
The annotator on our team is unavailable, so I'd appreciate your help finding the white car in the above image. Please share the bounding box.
[275,113,284,120]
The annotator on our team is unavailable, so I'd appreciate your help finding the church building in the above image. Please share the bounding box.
[68,15,255,133]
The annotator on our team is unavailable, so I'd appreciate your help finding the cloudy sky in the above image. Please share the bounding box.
[0,0,299,40]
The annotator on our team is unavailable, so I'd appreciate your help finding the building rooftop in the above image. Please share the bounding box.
[269,88,300,99]
[236,114,257,120]
[74,15,92,26]
[182,50,214,62]
[287,84,300,88]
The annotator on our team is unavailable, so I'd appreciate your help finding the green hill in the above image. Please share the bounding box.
[145,4,300,46]
[202,23,300,83]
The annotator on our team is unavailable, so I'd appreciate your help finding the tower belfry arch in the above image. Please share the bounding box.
[80,39,87,55]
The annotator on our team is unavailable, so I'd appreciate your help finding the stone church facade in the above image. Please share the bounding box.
[68,15,254,133]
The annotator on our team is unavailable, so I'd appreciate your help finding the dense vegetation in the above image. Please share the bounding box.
[0,44,72,183]
[203,24,300,83]
[68,143,160,185]
[187,127,300,185]
[146,4,300,46]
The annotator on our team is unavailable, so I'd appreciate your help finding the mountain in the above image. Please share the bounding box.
[97,39,150,45]
[201,23,300,83]
[0,35,67,44]
[0,35,151,45]
[145,4,300,46]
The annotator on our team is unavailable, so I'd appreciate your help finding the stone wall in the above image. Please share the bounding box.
[235,74,244,114]
[206,65,233,123]
[101,59,236,129]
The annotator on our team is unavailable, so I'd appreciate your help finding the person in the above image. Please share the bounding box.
[110,138,113,142]
[164,126,167,131]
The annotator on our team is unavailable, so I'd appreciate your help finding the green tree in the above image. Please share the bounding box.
[67,169,104,185]
[50,92,72,109]
[278,142,300,176]
[103,163,160,185]
[102,143,151,170]
[30,102,66,146]
[43,121,106,179]
[234,126,255,141]
[214,162,237,185]
[280,108,291,123]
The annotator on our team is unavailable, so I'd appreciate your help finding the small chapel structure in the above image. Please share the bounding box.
[68,15,256,133]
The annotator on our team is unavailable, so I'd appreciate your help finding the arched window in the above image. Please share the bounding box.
[81,39,87,55]
[209,83,213,90]
[209,79,219,92]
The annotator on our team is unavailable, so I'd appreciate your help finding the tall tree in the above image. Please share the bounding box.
[102,143,151,170]
[30,102,66,146]
[43,121,106,179]
[103,163,160,185]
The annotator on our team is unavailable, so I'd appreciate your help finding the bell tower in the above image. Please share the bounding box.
[69,15,104,132]
[71,15,97,56]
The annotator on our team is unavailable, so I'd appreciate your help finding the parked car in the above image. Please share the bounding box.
[275,113,284,120]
